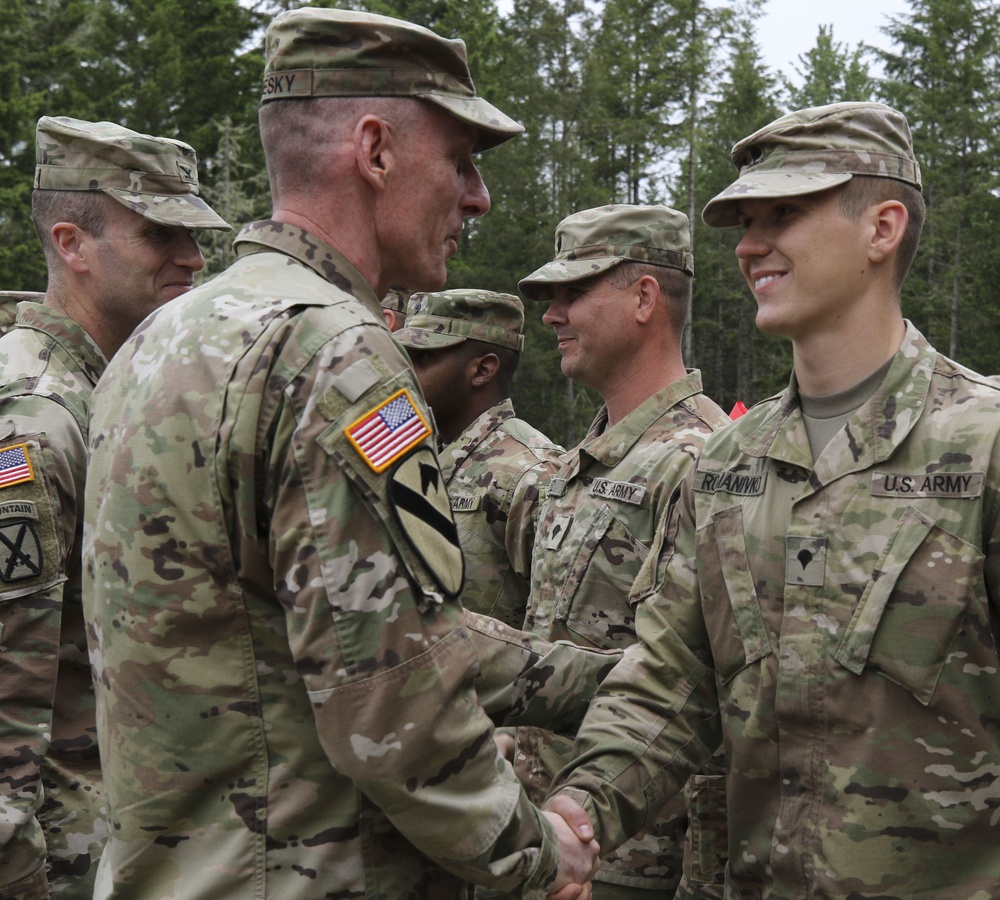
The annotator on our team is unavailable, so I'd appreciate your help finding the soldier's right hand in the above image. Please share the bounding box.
[542,799,600,899]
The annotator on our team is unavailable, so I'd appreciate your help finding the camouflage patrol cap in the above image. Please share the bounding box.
[261,8,523,151]
[381,287,411,316]
[518,204,694,301]
[703,101,921,227]
[395,289,525,352]
[34,116,230,231]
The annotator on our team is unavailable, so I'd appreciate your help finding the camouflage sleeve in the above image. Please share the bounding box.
[466,610,622,731]
[984,456,1000,616]
[545,476,721,854]
[0,405,81,899]
[504,457,561,583]
[268,348,560,896]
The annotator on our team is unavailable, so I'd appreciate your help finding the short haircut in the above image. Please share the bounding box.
[31,189,110,265]
[259,95,422,202]
[608,261,691,335]
[411,338,520,397]
[838,176,925,289]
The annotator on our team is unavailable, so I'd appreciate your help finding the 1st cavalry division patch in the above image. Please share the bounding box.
[387,447,464,597]
[345,389,431,473]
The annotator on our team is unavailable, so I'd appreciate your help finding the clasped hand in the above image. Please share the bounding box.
[543,795,600,900]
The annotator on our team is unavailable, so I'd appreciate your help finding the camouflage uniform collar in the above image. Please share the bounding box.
[577,369,706,467]
[0,291,43,334]
[15,300,108,383]
[233,220,383,322]
[437,399,515,481]
[739,321,935,474]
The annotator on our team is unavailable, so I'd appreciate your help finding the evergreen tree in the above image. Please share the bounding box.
[784,24,875,109]
[198,115,270,277]
[667,0,736,363]
[691,2,785,409]
[461,0,603,445]
[580,0,685,205]
[79,0,263,158]
[879,0,1000,372]
[0,0,95,290]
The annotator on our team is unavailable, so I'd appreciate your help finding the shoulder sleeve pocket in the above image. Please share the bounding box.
[317,379,463,601]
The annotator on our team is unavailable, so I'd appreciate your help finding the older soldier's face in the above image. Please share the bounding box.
[380,105,490,292]
[89,201,206,331]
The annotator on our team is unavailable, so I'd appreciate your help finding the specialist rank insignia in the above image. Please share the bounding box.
[345,389,431,473]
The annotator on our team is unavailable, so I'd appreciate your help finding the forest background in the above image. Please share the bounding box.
[3,0,998,445]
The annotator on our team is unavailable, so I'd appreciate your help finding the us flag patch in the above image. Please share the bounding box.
[0,444,34,489]
[345,389,431,473]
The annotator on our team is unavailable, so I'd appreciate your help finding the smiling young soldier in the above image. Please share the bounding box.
[0,116,229,898]
[545,101,1000,897]
[513,205,730,900]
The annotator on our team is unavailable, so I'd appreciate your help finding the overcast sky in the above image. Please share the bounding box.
[754,0,911,81]
[494,1,913,83]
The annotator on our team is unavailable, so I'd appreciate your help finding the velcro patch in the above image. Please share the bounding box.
[785,535,827,587]
[344,388,431,473]
[0,501,37,521]
[589,478,646,506]
[694,468,766,496]
[871,471,984,499]
[0,519,44,583]
[450,494,481,513]
[175,159,197,185]
[547,477,568,499]
[387,447,464,598]
[0,443,35,489]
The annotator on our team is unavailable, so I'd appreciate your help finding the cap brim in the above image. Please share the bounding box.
[517,257,624,301]
[106,189,232,231]
[702,171,853,227]
[396,328,466,350]
[420,92,524,152]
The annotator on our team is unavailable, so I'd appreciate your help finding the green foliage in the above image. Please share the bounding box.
[784,24,876,108]
[0,0,94,290]
[879,0,1000,368]
[5,0,1000,435]
[689,4,786,410]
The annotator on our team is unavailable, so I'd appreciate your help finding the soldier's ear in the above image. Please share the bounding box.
[634,274,660,324]
[50,222,91,274]
[469,353,499,388]
[355,114,394,191]
[868,199,907,266]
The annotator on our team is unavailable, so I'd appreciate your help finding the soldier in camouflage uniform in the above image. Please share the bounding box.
[548,102,1000,897]
[397,289,563,628]
[513,205,730,899]
[0,117,228,899]
[83,9,601,899]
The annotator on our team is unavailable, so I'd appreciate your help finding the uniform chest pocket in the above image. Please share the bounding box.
[835,505,983,705]
[555,504,647,649]
[699,504,772,684]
